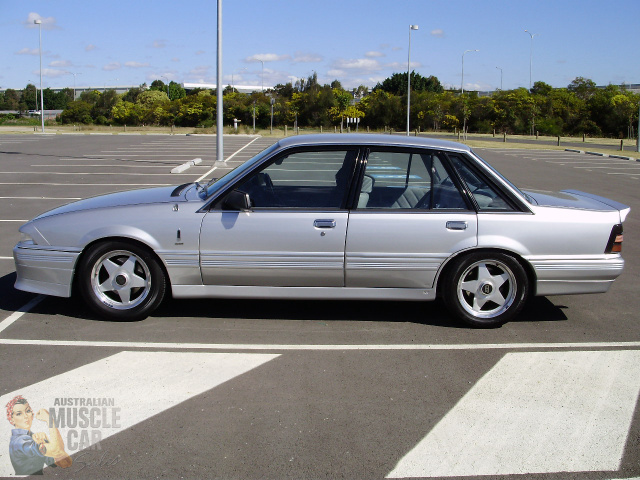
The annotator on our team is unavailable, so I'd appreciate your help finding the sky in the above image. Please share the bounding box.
[2,0,639,93]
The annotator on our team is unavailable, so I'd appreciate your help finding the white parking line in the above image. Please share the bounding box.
[0,338,639,351]
[0,351,279,477]
[387,350,640,477]
[0,295,45,334]
[0,196,81,200]
[196,136,261,182]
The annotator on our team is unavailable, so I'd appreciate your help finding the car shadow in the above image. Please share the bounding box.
[0,269,568,328]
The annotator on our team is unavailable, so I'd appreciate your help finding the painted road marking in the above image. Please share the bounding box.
[0,296,45,334]
[196,136,261,182]
[1,337,639,351]
[387,350,640,478]
[0,351,279,477]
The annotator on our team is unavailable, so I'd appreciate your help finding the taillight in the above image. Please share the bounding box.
[605,224,624,253]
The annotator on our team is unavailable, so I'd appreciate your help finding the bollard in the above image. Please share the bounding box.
[284,125,287,136]
[536,131,539,140]
[493,129,495,138]
[503,132,506,143]
[320,126,323,134]
[557,136,560,146]
[620,139,624,151]
[583,133,586,142]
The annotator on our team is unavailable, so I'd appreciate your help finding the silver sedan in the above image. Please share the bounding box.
[13,135,629,327]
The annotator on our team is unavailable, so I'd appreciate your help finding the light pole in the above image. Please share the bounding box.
[216,0,223,162]
[71,73,81,100]
[525,30,538,90]
[496,66,503,90]
[461,49,478,94]
[406,24,418,136]
[34,19,45,132]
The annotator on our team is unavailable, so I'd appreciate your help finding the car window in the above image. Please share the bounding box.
[447,154,514,211]
[233,149,357,209]
[359,150,468,210]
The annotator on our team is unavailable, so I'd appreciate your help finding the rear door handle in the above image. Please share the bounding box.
[446,221,468,230]
[314,219,336,228]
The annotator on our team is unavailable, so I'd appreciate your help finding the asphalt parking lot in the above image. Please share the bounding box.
[0,134,639,479]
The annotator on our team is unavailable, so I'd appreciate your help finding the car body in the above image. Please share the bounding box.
[13,134,629,327]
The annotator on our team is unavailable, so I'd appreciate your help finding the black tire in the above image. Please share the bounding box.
[441,252,528,328]
[77,241,166,321]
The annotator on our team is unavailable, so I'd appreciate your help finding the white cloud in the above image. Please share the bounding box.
[85,44,97,52]
[50,60,72,68]
[152,40,166,49]
[365,51,385,58]
[431,29,445,38]
[333,58,382,71]
[125,61,150,68]
[16,48,40,56]
[25,12,59,30]
[41,68,68,78]
[103,62,121,71]
[245,53,291,63]
[292,52,323,63]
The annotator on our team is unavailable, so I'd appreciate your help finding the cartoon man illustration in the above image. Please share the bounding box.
[6,395,72,475]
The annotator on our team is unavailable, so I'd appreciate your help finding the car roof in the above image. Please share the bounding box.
[276,134,472,152]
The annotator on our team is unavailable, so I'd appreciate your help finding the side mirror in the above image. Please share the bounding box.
[222,189,252,211]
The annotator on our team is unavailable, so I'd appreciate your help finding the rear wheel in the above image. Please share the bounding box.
[442,252,528,328]
[78,241,166,321]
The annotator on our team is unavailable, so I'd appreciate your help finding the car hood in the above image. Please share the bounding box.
[33,185,191,220]
[524,189,630,221]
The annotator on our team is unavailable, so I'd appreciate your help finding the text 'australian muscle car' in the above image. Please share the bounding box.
[14,135,629,327]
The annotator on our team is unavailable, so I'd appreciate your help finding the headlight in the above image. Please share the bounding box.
[19,232,36,245]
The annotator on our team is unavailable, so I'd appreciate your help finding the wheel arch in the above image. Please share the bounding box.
[71,236,171,297]
[435,247,537,298]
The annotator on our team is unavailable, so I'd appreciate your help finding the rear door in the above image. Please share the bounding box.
[345,148,478,288]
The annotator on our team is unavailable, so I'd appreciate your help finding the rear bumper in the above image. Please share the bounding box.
[13,244,80,297]
[529,255,624,296]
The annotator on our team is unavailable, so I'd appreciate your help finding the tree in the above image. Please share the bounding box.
[568,77,597,100]
[59,101,93,124]
[375,72,443,95]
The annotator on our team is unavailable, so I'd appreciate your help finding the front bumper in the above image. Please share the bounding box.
[13,243,81,297]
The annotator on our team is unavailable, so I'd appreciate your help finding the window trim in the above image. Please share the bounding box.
[207,145,361,212]
[442,151,529,213]
[355,146,474,212]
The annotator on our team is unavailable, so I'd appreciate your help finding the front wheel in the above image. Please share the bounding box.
[441,252,529,328]
[77,241,166,321]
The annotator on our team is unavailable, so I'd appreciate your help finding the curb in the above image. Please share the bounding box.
[565,148,639,162]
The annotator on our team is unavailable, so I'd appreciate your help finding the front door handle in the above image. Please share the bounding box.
[314,219,336,228]
[446,221,468,231]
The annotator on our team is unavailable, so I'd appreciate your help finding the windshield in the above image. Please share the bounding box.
[203,142,280,198]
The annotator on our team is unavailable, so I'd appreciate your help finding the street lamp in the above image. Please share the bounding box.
[216,0,223,162]
[34,19,44,132]
[525,30,539,90]
[496,66,503,90]
[461,49,478,94]
[406,24,418,136]
[71,73,81,100]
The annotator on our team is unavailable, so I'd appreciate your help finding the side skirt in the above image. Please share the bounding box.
[172,285,436,301]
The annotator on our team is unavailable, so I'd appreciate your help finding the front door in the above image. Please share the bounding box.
[200,148,357,287]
